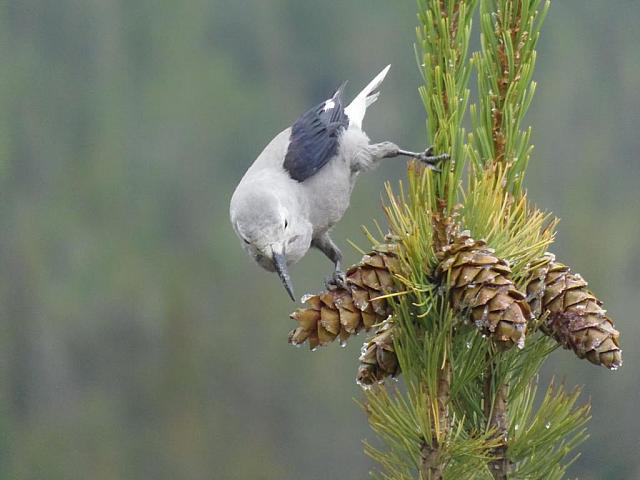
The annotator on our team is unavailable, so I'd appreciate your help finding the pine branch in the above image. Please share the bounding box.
[419,355,452,480]
[470,3,549,476]
[471,0,550,194]
[286,1,618,478]
[485,355,510,479]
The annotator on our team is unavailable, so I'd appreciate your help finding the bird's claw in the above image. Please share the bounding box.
[417,146,449,171]
[325,269,348,291]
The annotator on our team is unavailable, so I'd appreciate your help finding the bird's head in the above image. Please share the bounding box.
[230,186,311,301]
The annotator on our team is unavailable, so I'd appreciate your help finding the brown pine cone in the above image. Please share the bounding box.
[526,254,622,370]
[357,320,400,388]
[288,244,400,350]
[435,233,530,349]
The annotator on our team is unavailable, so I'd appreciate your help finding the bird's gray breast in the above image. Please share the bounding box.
[299,127,370,235]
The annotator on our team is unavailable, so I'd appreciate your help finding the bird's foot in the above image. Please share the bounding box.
[325,269,348,291]
[417,146,449,171]
[394,145,450,170]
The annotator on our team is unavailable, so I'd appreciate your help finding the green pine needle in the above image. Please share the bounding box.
[359,1,591,478]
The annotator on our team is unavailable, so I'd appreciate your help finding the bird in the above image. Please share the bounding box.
[229,65,448,301]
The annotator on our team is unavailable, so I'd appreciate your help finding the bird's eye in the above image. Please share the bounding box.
[284,219,289,229]
[241,236,250,244]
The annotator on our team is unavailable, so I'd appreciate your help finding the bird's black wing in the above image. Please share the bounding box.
[283,83,350,182]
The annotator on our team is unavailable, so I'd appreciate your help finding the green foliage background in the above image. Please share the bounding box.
[0,1,638,479]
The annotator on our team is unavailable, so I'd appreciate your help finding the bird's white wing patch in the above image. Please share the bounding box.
[323,99,336,111]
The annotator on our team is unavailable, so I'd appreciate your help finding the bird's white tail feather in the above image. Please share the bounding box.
[345,65,390,129]
[365,92,380,107]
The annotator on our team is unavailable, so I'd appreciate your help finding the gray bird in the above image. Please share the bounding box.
[230,66,447,301]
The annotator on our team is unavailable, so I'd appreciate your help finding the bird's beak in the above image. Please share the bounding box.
[272,250,295,302]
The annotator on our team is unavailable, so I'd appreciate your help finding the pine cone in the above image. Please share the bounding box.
[357,320,400,387]
[526,254,622,370]
[288,244,400,350]
[435,233,530,349]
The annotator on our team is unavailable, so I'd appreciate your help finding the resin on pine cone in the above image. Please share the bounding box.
[526,254,622,370]
[288,244,400,350]
[357,319,399,387]
[435,232,530,349]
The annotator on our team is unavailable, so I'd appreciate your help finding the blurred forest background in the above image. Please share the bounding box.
[0,1,638,479]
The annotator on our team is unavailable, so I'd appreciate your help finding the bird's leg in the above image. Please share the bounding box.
[312,233,347,290]
[368,142,449,170]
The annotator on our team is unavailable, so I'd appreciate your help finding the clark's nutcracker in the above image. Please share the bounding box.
[230,66,448,301]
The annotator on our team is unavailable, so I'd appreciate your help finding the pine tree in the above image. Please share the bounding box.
[287,1,621,478]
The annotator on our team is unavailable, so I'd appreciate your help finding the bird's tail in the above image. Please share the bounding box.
[344,65,391,130]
